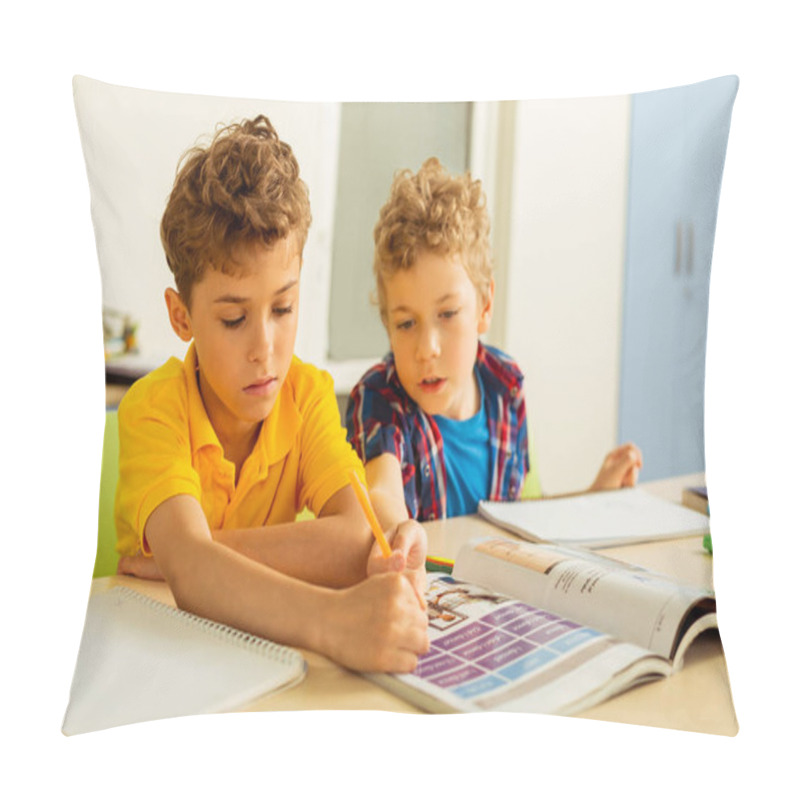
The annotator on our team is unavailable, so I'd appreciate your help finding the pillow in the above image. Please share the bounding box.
[66,74,738,734]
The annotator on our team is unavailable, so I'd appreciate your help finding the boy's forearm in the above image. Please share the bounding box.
[144,495,429,672]
[364,453,410,532]
[167,538,335,651]
[368,484,410,532]
[146,497,332,651]
[211,514,374,588]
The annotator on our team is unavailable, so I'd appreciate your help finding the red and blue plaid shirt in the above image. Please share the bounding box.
[346,343,530,521]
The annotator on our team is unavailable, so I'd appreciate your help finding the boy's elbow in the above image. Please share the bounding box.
[153,550,196,609]
[164,544,227,618]
[330,515,373,587]
[149,532,217,611]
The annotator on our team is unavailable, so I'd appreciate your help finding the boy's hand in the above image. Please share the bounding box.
[366,519,428,608]
[320,572,429,673]
[590,443,643,491]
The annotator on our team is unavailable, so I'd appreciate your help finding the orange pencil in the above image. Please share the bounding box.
[348,470,392,558]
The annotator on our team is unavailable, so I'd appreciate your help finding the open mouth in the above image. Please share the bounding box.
[419,377,445,393]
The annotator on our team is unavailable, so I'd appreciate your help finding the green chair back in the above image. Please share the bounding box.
[520,437,543,499]
[94,410,120,578]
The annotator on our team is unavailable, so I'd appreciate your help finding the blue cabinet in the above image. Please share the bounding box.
[619,76,738,480]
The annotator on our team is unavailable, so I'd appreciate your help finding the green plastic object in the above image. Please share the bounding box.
[702,501,712,554]
[519,441,543,499]
[425,557,454,575]
[94,410,121,578]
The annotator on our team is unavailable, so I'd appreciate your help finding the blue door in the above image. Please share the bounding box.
[619,76,738,480]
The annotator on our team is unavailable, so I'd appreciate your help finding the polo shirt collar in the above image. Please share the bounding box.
[183,343,221,455]
[257,358,302,467]
[182,344,302,471]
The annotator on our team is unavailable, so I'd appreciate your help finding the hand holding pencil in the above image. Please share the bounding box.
[348,470,428,609]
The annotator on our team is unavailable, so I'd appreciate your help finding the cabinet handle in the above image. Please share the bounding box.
[675,222,682,275]
[687,221,694,275]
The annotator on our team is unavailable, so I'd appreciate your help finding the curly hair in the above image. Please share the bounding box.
[161,115,311,302]
[372,157,493,325]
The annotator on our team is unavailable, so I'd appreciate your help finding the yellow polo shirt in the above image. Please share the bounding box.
[114,344,364,557]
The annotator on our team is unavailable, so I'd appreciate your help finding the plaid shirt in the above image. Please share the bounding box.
[346,343,530,521]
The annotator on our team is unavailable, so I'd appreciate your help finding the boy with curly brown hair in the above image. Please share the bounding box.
[114,116,428,673]
[347,157,641,528]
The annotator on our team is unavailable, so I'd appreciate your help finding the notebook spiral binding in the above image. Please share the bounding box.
[112,585,303,665]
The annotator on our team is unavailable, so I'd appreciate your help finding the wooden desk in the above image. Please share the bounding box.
[93,473,738,735]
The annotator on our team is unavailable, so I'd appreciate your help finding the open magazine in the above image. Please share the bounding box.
[367,537,716,715]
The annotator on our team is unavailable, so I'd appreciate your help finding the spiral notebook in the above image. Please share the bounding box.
[63,586,307,735]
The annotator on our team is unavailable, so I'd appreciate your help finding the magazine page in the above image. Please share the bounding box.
[370,574,669,715]
[452,537,715,661]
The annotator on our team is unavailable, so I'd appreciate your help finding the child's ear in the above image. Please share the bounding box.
[477,279,495,335]
[165,288,193,342]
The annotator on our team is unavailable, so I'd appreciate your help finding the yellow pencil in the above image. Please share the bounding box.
[348,469,392,558]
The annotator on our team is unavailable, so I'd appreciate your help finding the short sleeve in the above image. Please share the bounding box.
[114,377,202,556]
[295,369,365,516]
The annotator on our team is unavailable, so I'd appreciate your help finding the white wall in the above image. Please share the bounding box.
[503,95,631,494]
[73,77,341,372]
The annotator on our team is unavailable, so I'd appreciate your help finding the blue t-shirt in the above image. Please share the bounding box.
[433,370,491,516]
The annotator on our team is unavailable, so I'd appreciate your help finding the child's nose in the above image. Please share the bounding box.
[416,325,441,360]
[249,319,274,362]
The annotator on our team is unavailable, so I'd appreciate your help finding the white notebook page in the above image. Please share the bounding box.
[63,586,306,735]
[478,488,709,547]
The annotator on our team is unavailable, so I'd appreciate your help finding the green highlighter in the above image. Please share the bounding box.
[702,501,712,554]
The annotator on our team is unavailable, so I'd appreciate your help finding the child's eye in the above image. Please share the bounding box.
[396,319,414,331]
[440,309,459,320]
[273,304,294,317]
[222,316,245,329]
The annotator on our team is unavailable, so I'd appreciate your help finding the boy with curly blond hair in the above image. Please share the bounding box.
[114,116,428,673]
[347,158,641,527]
